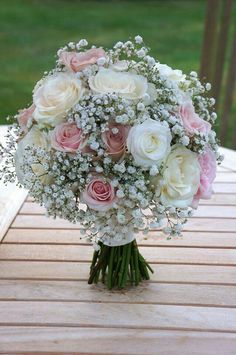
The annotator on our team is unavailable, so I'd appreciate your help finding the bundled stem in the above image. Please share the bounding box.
[88,239,154,289]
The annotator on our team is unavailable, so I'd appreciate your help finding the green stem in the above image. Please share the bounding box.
[121,243,131,288]
[133,243,140,286]
[118,244,127,288]
[88,239,154,289]
[108,247,115,289]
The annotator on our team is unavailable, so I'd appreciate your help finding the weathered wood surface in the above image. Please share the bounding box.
[0,146,236,354]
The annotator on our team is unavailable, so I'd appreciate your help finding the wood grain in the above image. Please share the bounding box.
[0,301,236,332]
[0,280,235,307]
[1,244,236,265]
[0,327,235,355]
[0,261,235,285]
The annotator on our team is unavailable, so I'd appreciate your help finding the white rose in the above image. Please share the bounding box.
[127,119,172,168]
[33,72,83,127]
[159,146,200,208]
[155,63,186,82]
[89,68,148,100]
[15,126,51,185]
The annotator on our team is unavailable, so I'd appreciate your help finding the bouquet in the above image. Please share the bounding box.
[0,36,222,289]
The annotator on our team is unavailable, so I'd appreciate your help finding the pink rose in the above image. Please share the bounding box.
[51,122,87,153]
[179,102,211,136]
[17,104,35,130]
[58,48,105,72]
[81,176,117,211]
[192,147,217,208]
[101,124,130,161]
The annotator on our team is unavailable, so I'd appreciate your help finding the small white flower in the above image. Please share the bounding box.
[114,41,123,49]
[181,136,190,146]
[93,243,101,251]
[150,165,159,176]
[190,71,198,77]
[111,127,119,134]
[90,141,99,150]
[116,189,125,198]
[135,35,143,44]
[117,214,126,224]
[136,49,145,58]
[127,166,136,174]
[137,102,145,111]
[95,166,103,173]
[78,39,88,47]
[146,56,155,66]
[209,98,215,106]
[211,112,217,121]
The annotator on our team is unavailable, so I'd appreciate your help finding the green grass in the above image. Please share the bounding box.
[0,0,235,147]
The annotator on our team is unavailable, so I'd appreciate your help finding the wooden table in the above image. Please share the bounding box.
[0,125,236,354]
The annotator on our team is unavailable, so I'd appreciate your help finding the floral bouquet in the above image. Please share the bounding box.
[0,36,222,289]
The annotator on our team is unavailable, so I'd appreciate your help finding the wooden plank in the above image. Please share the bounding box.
[0,280,235,307]
[200,194,236,205]
[215,171,236,182]
[0,301,236,332]
[0,244,236,266]
[0,327,236,355]
[216,165,235,172]
[187,205,236,218]
[11,215,236,232]
[219,147,236,171]
[213,183,236,193]
[0,261,235,285]
[19,202,236,218]
[215,173,236,182]
[4,229,236,248]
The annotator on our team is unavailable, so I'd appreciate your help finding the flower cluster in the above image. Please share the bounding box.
[0,36,223,247]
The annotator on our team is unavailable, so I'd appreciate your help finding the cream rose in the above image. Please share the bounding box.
[127,119,172,168]
[159,146,200,208]
[33,72,83,127]
[155,63,186,82]
[89,68,148,99]
[15,126,51,185]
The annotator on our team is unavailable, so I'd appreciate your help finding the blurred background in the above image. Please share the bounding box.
[0,0,235,148]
